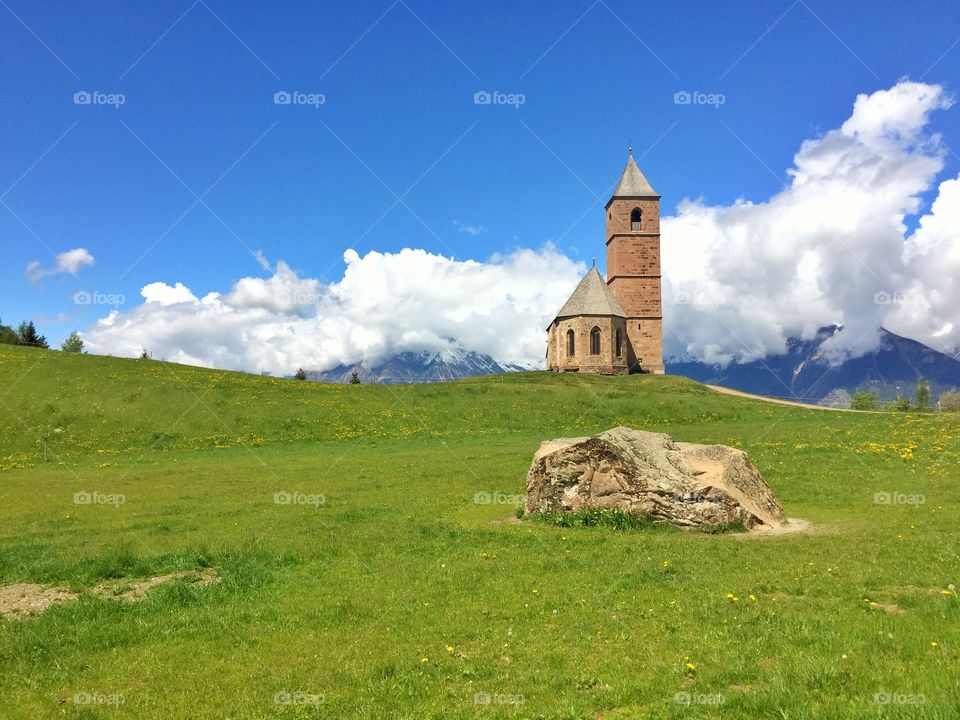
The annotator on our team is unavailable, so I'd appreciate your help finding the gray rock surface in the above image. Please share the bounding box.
[525,427,785,530]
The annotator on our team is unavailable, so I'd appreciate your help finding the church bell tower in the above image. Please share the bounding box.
[605,150,664,374]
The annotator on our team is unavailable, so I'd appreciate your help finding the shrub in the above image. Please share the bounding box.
[293,368,307,381]
[889,395,911,412]
[938,390,960,412]
[0,319,18,345]
[850,391,879,411]
[61,332,85,353]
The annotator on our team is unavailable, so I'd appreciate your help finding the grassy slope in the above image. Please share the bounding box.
[0,344,957,719]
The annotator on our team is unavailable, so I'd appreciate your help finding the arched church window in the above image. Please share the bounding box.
[590,327,601,355]
[567,329,575,356]
[615,328,622,358]
[630,208,642,231]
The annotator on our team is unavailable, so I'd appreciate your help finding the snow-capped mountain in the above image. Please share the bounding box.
[307,349,537,384]
[668,326,960,403]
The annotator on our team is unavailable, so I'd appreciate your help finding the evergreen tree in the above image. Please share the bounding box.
[16,321,48,348]
[294,368,307,381]
[61,332,85,353]
[915,377,931,411]
[349,371,361,385]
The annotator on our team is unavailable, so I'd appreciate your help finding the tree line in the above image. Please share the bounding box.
[850,378,960,412]
[0,319,84,352]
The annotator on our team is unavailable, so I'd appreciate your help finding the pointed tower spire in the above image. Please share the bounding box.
[610,150,658,200]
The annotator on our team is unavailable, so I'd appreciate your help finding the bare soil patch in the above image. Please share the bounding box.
[0,568,219,619]
[0,583,78,619]
[92,567,219,601]
[728,517,813,539]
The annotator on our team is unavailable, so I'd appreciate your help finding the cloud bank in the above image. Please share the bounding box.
[83,247,584,374]
[84,80,960,372]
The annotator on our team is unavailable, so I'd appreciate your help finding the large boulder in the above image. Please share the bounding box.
[525,427,785,530]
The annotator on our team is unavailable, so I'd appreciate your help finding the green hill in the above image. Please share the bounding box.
[0,344,957,718]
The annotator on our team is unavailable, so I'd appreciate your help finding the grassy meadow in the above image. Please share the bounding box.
[0,343,958,718]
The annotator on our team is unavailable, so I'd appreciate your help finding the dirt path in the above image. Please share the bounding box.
[705,384,859,412]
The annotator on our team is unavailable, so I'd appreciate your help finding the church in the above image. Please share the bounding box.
[546,150,664,375]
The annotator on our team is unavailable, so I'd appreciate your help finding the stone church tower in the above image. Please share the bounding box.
[547,150,664,375]
[605,150,664,374]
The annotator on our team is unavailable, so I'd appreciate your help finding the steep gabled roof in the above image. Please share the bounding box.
[610,152,658,199]
[550,267,627,326]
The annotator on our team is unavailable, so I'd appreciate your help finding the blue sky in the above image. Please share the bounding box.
[2,0,959,357]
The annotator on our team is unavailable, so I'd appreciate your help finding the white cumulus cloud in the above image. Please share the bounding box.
[26,248,95,285]
[661,80,958,365]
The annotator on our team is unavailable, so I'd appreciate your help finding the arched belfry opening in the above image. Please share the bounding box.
[630,207,642,231]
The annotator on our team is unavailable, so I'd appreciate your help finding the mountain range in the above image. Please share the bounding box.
[306,349,532,384]
[306,327,960,406]
[668,326,960,404]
